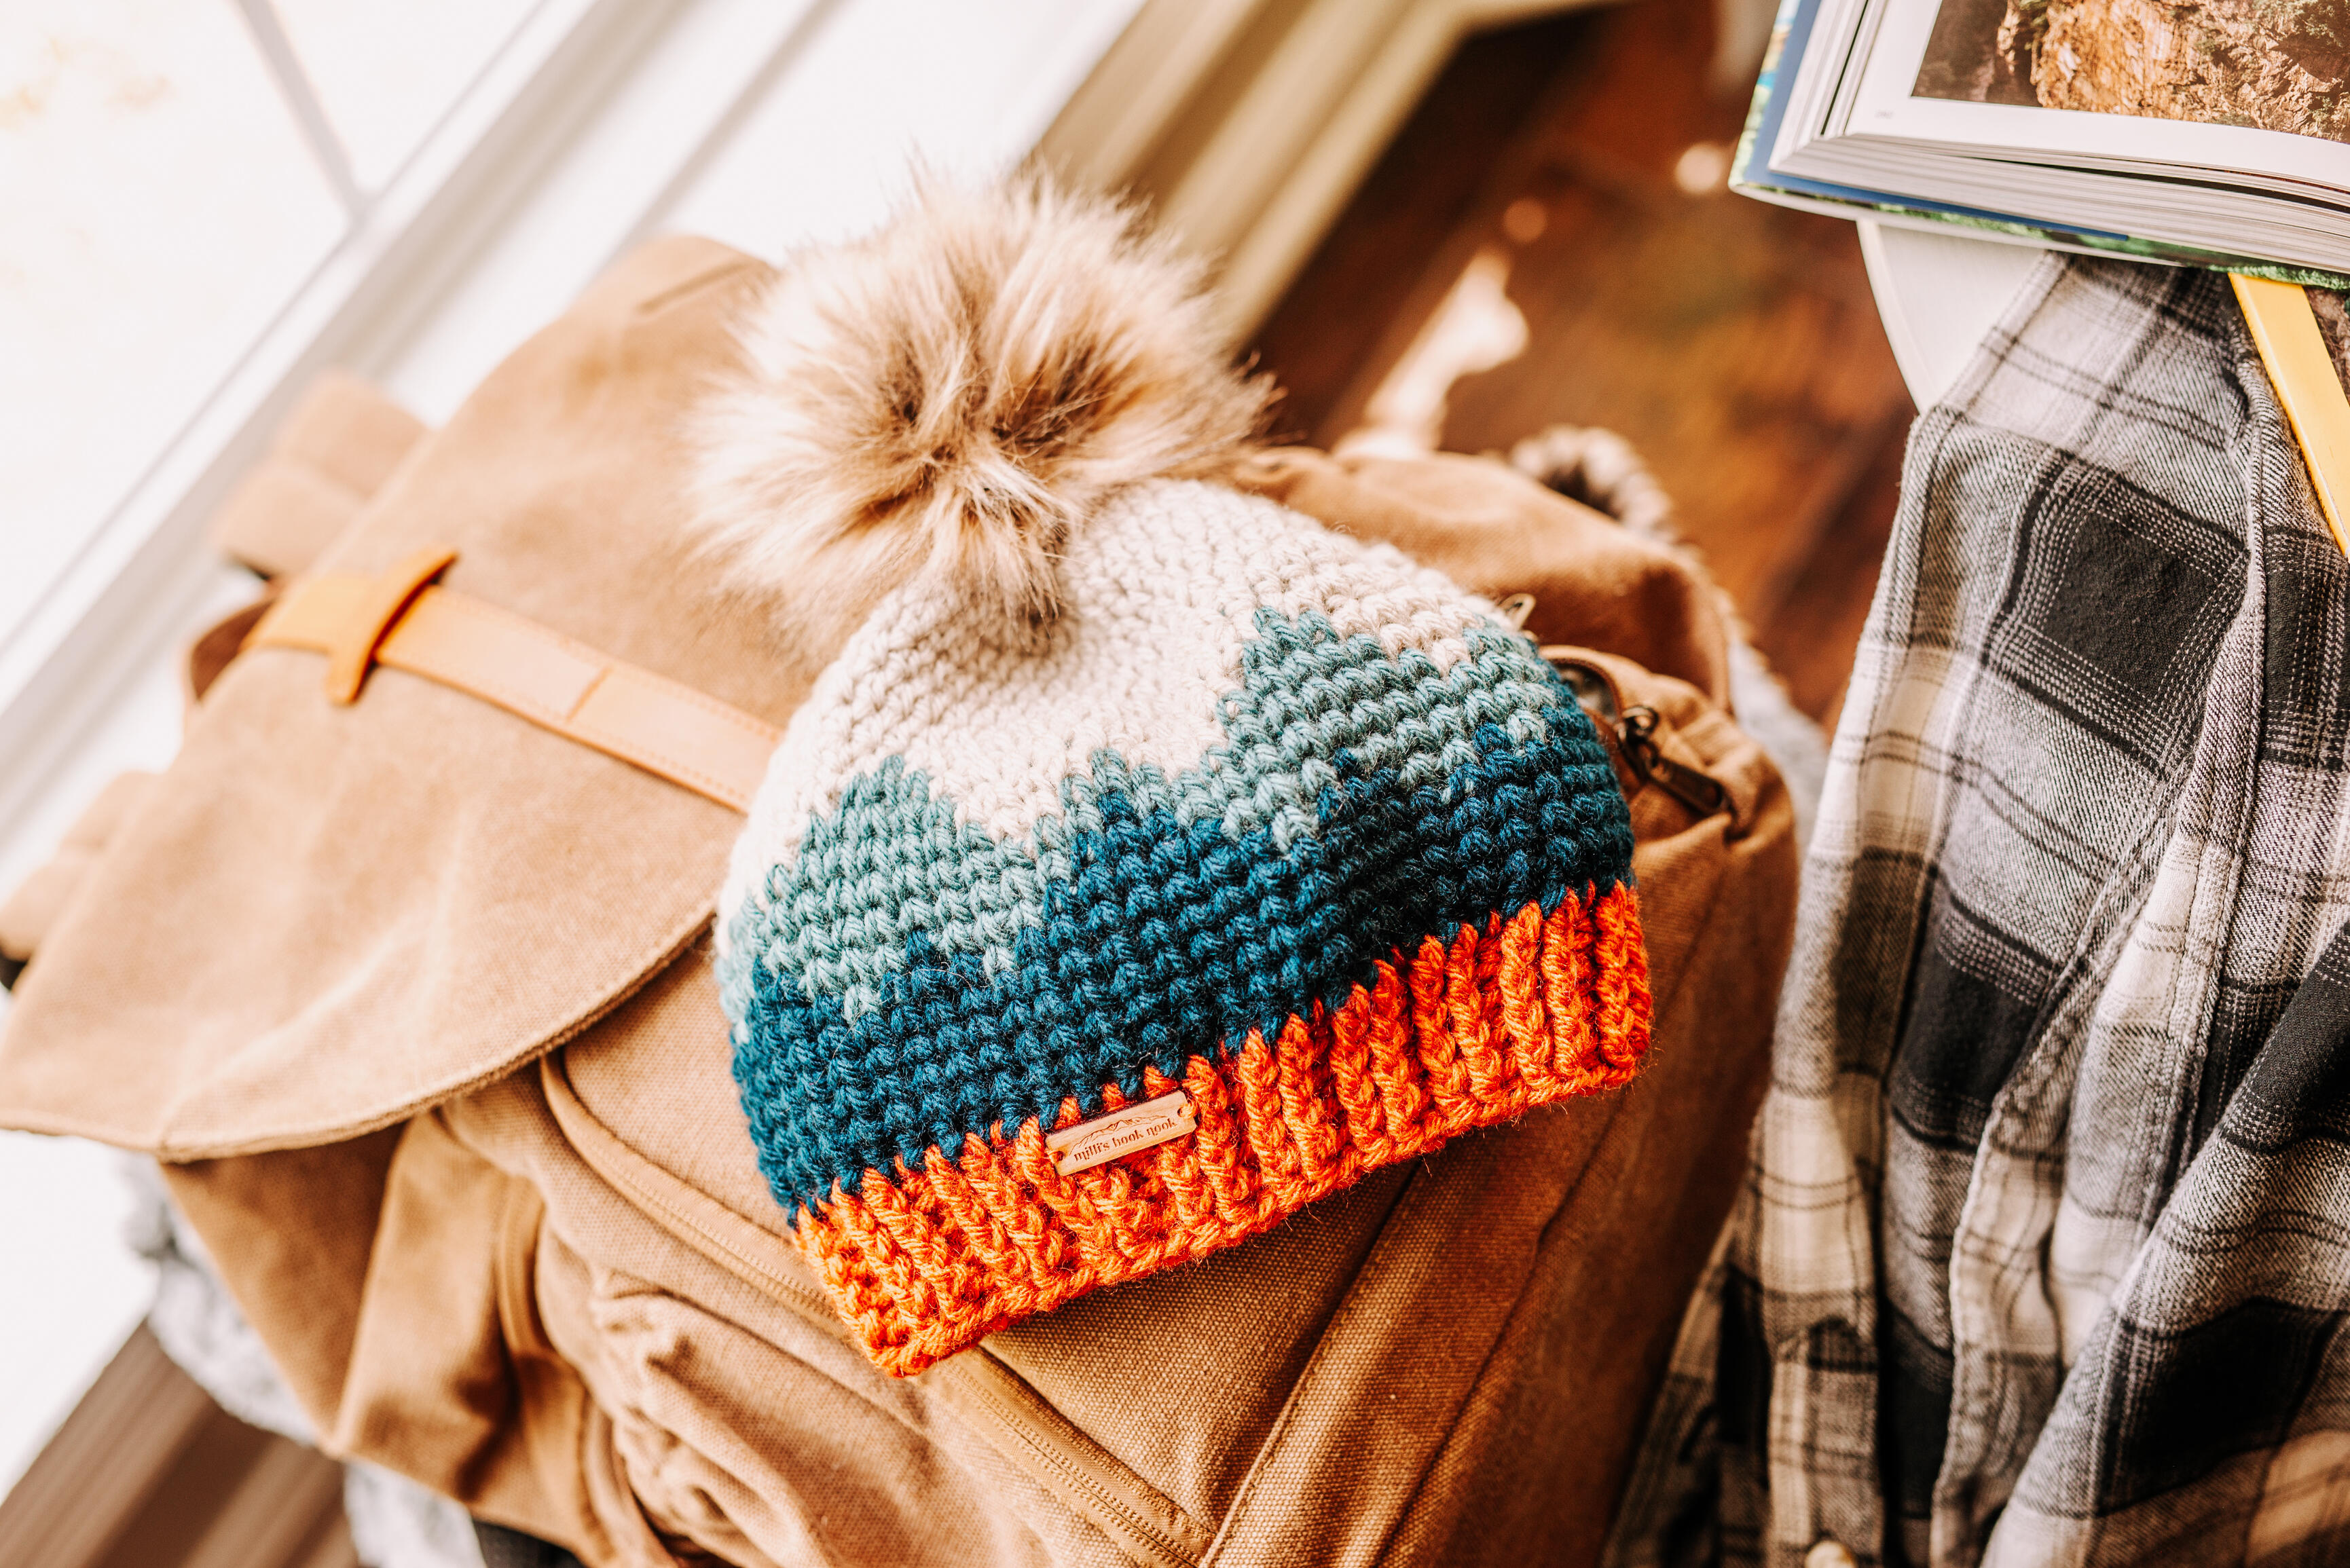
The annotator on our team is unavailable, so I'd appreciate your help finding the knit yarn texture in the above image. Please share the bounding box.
[716,479,1651,1376]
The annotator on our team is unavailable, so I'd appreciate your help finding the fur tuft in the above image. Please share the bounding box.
[691,174,1274,631]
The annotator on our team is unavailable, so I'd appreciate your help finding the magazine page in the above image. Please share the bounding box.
[1764,0,1875,168]
[1740,0,2350,282]
[1822,0,1901,140]
[1905,0,2348,140]
[1783,0,1901,164]
[1791,138,2350,244]
[1748,0,2086,235]
[1839,0,2350,191]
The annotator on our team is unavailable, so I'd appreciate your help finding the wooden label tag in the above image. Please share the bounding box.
[1046,1090,1196,1176]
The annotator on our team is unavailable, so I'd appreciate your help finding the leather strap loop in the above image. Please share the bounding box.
[253,544,456,704]
[246,553,778,813]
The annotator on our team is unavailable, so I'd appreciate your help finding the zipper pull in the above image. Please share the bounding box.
[1544,650,1731,821]
[1618,705,1729,819]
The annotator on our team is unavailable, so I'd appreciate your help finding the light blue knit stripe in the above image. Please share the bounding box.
[737,610,1563,1020]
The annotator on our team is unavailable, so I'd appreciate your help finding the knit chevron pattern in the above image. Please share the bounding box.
[716,479,1650,1375]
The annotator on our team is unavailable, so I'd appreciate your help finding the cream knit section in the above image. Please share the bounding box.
[716,479,1498,969]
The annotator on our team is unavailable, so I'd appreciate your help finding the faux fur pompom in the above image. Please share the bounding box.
[690,175,1273,630]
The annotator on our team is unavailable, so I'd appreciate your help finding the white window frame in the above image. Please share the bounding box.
[0,0,787,872]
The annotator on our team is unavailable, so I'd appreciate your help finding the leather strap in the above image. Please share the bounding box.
[2234,272,2350,559]
[246,548,778,813]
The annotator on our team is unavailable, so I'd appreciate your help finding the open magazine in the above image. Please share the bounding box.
[1738,0,2350,284]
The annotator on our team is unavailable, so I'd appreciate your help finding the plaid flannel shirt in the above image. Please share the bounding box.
[1607,258,2350,1567]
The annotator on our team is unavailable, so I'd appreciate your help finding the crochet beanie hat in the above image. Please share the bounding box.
[701,181,1651,1377]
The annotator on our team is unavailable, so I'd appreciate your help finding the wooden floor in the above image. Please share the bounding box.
[1252,0,1912,727]
[0,1326,356,1568]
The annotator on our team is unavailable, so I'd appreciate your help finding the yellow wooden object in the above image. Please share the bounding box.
[2233,272,2350,559]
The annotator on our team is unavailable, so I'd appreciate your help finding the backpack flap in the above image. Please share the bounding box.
[0,237,805,1160]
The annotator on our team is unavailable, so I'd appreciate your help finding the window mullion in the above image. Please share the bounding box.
[229,0,366,216]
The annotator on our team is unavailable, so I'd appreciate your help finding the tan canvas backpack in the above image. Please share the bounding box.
[0,231,1796,1568]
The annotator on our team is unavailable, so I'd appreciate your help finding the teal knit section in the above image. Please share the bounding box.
[757,759,1045,1021]
[737,608,1568,1022]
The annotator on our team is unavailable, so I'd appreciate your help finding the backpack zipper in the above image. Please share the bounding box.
[1617,703,1729,817]
[1541,649,1728,819]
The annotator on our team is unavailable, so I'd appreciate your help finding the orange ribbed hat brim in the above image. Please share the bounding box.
[798,884,1649,1377]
